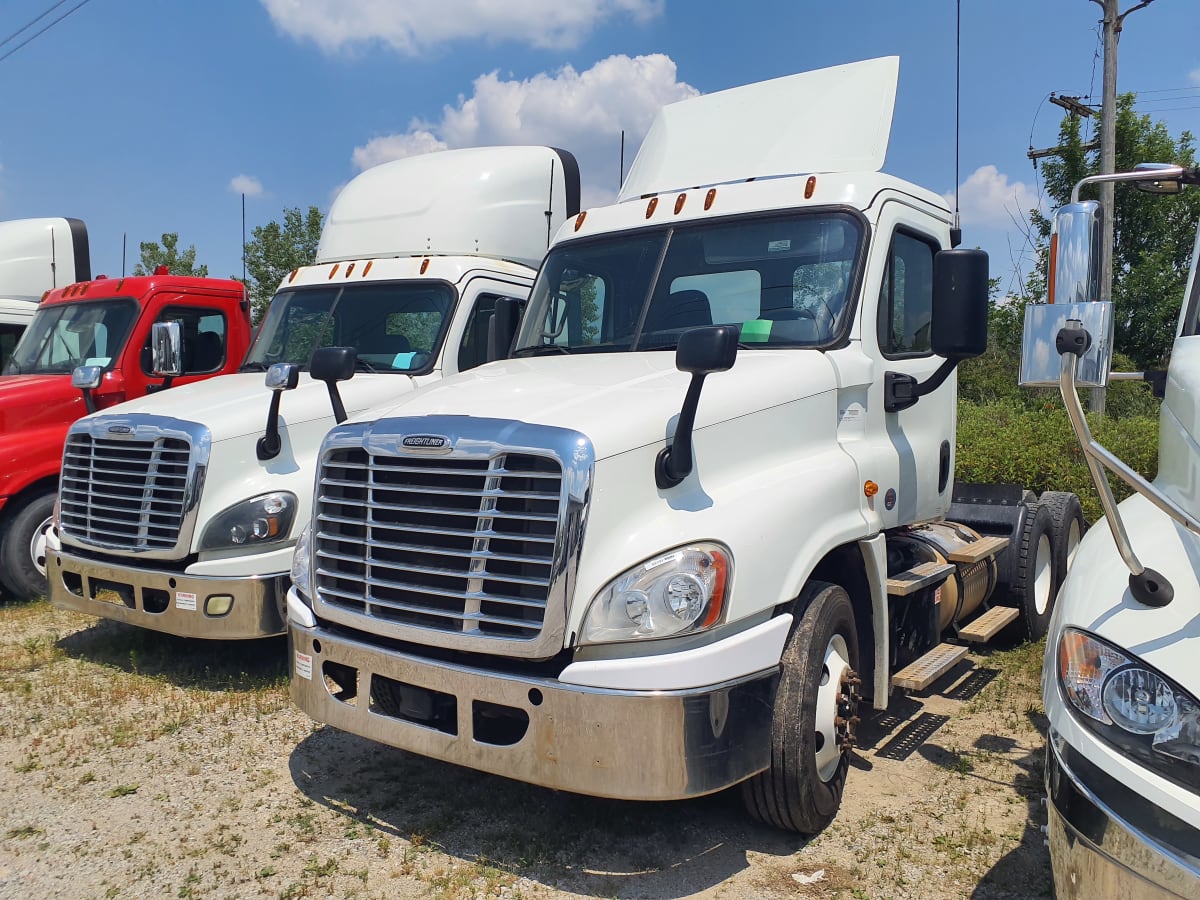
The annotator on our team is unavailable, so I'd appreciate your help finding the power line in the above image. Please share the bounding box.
[0,0,94,65]
[0,0,71,49]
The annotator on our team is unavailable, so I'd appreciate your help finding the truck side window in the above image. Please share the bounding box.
[0,323,21,372]
[143,307,228,375]
[457,294,527,372]
[878,230,937,357]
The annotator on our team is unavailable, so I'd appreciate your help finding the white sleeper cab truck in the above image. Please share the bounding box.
[0,217,90,371]
[45,145,579,640]
[1021,164,1200,898]
[287,59,1077,832]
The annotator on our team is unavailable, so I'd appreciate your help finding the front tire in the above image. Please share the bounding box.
[742,581,860,834]
[0,490,55,600]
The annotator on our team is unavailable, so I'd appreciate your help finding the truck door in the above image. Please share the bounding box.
[865,202,956,527]
[428,278,532,381]
[130,296,235,396]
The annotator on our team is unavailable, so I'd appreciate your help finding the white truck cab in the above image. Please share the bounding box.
[1022,165,1200,898]
[287,59,1076,833]
[45,145,580,639]
[0,217,90,371]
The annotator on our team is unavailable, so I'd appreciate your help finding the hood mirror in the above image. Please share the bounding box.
[310,347,357,424]
[71,364,103,414]
[655,325,739,490]
[256,363,301,461]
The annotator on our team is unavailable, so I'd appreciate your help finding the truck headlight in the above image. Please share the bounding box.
[580,543,731,644]
[198,492,298,552]
[1058,628,1200,789]
[290,521,313,603]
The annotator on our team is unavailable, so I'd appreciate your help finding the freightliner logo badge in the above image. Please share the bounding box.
[107,425,133,434]
[401,434,450,450]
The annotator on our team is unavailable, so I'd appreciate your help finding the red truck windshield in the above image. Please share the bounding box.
[3,299,137,376]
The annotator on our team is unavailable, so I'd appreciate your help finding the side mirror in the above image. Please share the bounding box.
[930,248,989,360]
[1049,201,1102,305]
[655,325,739,489]
[1133,162,1185,195]
[256,363,301,461]
[71,364,103,414]
[150,321,183,377]
[487,297,523,362]
[310,347,356,424]
[1019,301,1114,388]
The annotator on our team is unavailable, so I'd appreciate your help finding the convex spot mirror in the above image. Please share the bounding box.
[265,362,300,392]
[150,321,183,376]
[71,364,102,391]
[930,249,989,360]
[1019,301,1114,388]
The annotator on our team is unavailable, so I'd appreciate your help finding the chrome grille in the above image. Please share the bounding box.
[59,433,192,551]
[315,447,562,641]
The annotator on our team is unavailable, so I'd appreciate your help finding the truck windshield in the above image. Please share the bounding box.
[243,281,457,373]
[2,299,138,376]
[513,211,863,354]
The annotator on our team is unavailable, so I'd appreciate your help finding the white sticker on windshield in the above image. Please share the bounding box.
[83,357,111,367]
[767,240,791,253]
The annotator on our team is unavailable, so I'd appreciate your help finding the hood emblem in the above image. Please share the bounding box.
[401,434,451,451]
[107,424,133,434]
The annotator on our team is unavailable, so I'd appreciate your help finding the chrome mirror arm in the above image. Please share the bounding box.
[1057,319,1178,607]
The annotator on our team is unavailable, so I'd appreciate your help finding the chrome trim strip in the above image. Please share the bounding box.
[289,620,775,800]
[1047,734,1200,899]
[310,416,593,659]
[58,414,213,560]
[46,547,285,640]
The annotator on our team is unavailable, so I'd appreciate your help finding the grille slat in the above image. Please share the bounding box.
[59,433,193,551]
[315,447,562,641]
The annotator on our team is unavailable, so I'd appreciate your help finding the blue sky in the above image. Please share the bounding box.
[1,0,1197,297]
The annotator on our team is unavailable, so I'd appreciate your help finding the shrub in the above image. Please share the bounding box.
[956,399,1159,523]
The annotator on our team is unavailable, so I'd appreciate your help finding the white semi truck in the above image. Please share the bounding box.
[285,58,1076,833]
[45,145,580,638]
[1022,165,1200,898]
[0,217,90,371]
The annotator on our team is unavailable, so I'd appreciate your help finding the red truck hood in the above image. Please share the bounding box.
[0,374,86,434]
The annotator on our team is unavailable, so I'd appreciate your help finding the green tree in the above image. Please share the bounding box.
[242,206,324,321]
[1025,94,1200,367]
[133,233,208,277]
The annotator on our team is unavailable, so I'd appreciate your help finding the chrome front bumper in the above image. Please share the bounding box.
[47,547,287,639]
[289,620,777,800]
[1047,733,1200,899]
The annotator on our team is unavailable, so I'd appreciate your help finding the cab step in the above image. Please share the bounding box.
[886,562,956,597]
[957,605,1020,643]
[947,534,1009,564]
[892,642,969,691]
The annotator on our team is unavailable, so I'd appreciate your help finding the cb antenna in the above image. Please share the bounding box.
[951,0,962,248]
[619,130,625,189]
[545,159,556,246]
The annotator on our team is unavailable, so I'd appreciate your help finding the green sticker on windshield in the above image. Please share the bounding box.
[741,319,772,343]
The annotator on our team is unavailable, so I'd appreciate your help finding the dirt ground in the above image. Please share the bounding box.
[0,601,1052,899]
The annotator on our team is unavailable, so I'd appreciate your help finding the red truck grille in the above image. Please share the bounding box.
[59,434,192,551]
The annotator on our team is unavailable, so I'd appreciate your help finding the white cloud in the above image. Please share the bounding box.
[351,54,698,206]
[1190,67,1200,86]
[944,165,1043,228]
[229,175,264,197]
[260,0,663,55]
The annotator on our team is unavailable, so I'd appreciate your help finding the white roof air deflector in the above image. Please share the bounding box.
[618,56,899,202]
[317,145,581,270]
[0,217,89,299]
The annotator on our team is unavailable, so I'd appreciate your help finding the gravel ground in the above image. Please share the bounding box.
[0,601,1052,899]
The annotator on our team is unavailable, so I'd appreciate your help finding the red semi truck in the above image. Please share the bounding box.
[0,270,252,599]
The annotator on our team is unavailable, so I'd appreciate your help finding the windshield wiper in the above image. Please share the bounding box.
[354,357,379,373]
[240,362,270,372]
[512,344,569,357]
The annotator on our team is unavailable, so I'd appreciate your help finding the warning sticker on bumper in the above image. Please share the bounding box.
[295,651,313,680]
[175,591,198,611]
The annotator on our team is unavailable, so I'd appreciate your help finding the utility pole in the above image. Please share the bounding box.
[1090,0,1154,414]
